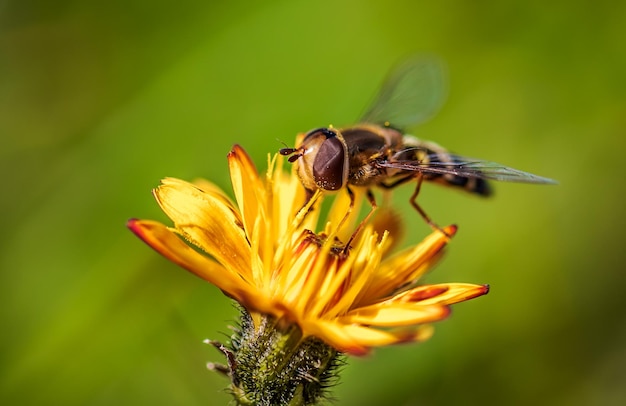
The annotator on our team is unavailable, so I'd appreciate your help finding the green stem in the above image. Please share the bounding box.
[210,308,343,406]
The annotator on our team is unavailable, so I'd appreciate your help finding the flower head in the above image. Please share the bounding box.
[128,145,487,356]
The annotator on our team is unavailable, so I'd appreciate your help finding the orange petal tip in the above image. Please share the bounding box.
[126,218,156,245]
[464,284,490,301]
[444,224,458,237]
[127,218,141,234]
[343,346,370,357]
[228,144,245,157]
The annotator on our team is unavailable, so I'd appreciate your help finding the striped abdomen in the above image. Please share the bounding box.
[398,136,493,197]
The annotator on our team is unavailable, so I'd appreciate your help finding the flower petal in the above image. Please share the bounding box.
[307,320,435,356]
[153,178,252,280]
[127,219,251,299]
[341,303,450,327]
[325,188,364,243]
[400,283,490,305]
[267,155,309,237]
[324,232,385,318]
[359,225,456,304]
[228,145,266,241]
[368,208,404,255]
[191,178,237,209]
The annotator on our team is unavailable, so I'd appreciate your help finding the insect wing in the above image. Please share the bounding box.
[360,56,447,129]
[378,154,557,184]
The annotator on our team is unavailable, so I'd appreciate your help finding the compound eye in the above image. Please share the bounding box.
[312,136,347,191]
[303,127,337,142]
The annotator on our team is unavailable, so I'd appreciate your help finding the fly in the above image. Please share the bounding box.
[280,56,556,243]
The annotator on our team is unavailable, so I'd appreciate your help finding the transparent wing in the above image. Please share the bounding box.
[377,154,557,184]
[360,55,447,129]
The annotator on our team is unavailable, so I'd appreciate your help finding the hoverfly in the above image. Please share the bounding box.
[280,56,556,239]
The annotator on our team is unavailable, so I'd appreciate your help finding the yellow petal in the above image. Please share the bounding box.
[268,159,311,240]
[228,145,266,241]
[191,178,237,209]
[325,188,365,243]
[307,320,435,356]
[127,219,251,300]
[153,178,252,280]
[368,207,404,255]
[305,320,377,356]
[341,303,450,326]
[402,283,490,305]
[360,225,456,303]
[323,232,384,318]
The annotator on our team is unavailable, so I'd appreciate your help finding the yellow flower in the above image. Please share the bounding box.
[128,145,488,356]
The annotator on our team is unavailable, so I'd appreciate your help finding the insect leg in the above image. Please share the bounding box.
[343,189,378,253]
[336,186,356,232]
[294,188,318,220]
[304,188,316,205]
[379,174,415,189]
[379,174,415,206]
[409,174,451,237]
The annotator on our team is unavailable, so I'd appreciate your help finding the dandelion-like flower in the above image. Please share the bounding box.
[128,145,488,405]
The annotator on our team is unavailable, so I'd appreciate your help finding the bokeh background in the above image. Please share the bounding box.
[1,0,625,404]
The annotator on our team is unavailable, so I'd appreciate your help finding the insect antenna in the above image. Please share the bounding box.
[278,147,303,162]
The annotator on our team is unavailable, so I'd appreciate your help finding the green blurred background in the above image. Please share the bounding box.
[1,0,624,404]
